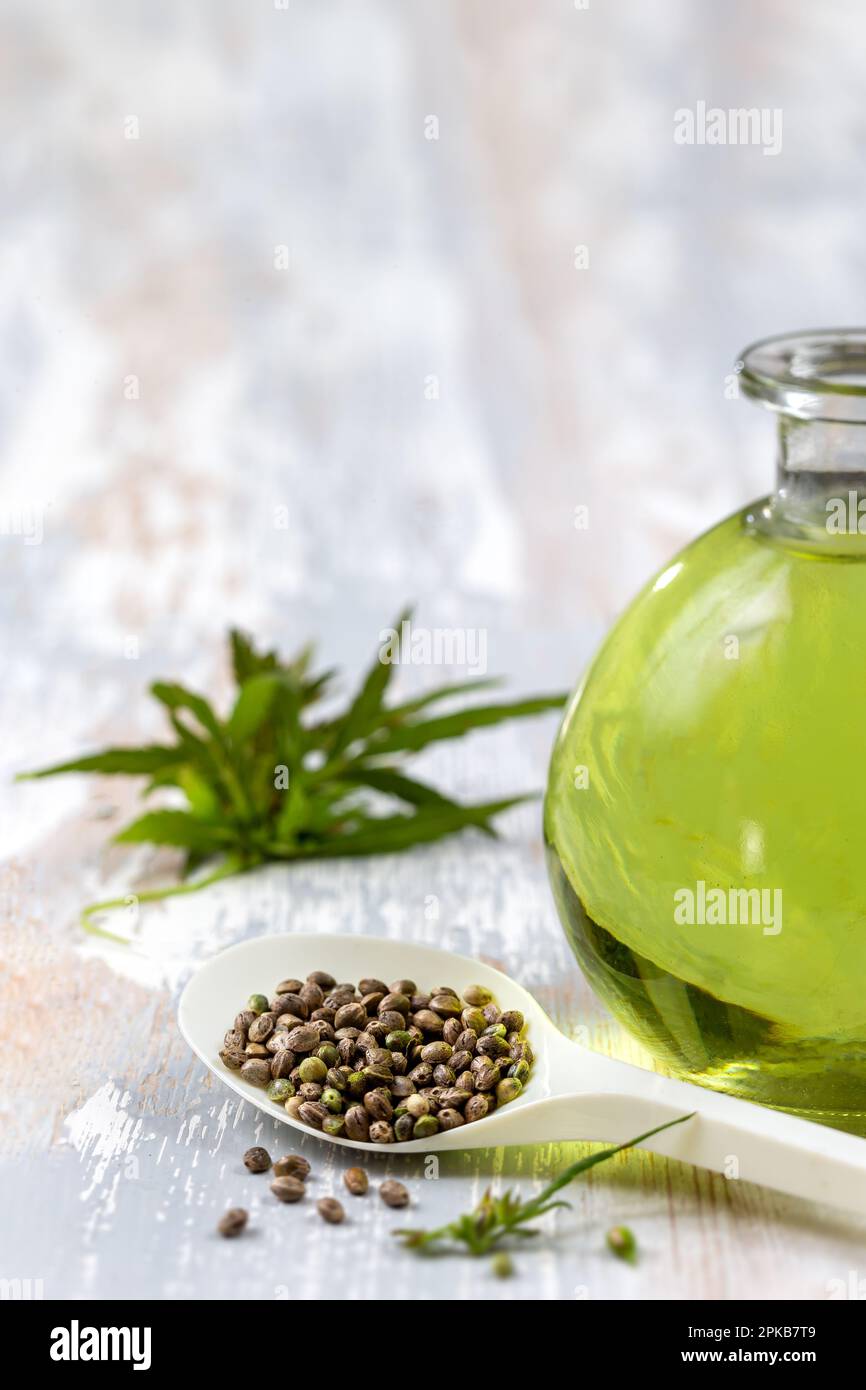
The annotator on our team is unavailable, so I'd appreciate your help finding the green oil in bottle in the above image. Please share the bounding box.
[545,332,866,1134]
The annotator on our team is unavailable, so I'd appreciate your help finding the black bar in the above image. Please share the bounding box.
[6,1298,859,1372]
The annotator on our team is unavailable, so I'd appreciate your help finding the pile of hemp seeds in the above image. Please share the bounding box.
[219,968,533,1143]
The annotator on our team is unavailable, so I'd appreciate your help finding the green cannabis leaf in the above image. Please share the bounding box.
[394,1114,694,1260]
[19,613,566,932]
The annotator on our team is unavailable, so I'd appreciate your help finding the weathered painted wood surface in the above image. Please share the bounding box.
[3,0,866,1301]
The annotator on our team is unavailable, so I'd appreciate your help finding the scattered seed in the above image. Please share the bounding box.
[344,1166,369,1196]
[317,1197,345,1224]
[243,1146,271,1173]
[218,1207,248,1238]
[272,1154,310,1180]
[607,1225,637,1263]
[379,1179,409,1208]
[271,1175,305,1203]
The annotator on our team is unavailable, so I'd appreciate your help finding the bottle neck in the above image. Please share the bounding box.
[764,415,866,546]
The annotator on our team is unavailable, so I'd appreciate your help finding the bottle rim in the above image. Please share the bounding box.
[740,328,866,423]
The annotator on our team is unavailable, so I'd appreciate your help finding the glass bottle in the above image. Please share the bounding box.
[545,330,866,1134]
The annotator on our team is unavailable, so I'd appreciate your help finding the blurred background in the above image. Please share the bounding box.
[3,0,866,897]
[4,0,866,1301]
[3,1,864,785]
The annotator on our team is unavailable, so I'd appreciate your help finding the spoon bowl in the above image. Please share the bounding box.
[179,932,866,1212]
[179,931,561,1153]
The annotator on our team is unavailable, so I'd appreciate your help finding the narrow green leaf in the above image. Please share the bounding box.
[274,773,309,842]
[151,682,224,741]
[364,695,566,756]
[383,677,503,720]
[229,629,278,684]
[114,810,237,852]
[228,673,281,743]
[309,678,502,744]
[177,766,221,820]
[340,766,453,807]
[301,667,337,706]
[17,746,186,779]
[153,682,255,821]
[340,766,499,839]
[163,714,234,810]
[302,781,358,835]
[307,796,528,857]
[513,1113,695,1226]
[284,641,315,684]
[394,1114,694,1258]
[330,607,411,754]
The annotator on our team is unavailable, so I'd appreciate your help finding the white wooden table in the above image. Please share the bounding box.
[3,0,866,1302]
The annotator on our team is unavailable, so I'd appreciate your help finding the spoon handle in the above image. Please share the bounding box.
[536,1053,866,1215]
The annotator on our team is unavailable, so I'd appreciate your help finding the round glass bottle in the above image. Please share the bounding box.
[545,330,866,1133]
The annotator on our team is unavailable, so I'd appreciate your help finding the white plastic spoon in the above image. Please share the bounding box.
[179,931,866,1214]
